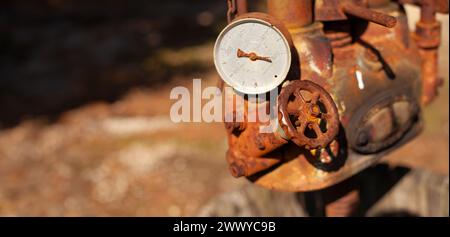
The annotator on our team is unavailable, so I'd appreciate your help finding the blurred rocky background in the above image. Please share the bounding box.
[0,1,448,216]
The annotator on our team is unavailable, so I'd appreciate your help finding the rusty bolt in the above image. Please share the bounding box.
[229,161,246,178]
[357,130,370,146]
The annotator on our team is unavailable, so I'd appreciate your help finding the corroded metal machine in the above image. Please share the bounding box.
[213,0,447,215]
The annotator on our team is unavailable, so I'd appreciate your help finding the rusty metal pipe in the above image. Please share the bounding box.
[267,0,314,28]
[226,149,282,178]
[342,2,398,28]
[228,156,281,178]
[421,0,437,23]
[228,121,288,157]
[411,0,446,104]
[223,91,289,157]
[236,0,248,15]
[227,0,248,23]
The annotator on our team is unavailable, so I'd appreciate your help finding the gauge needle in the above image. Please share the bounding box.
[237,49,272,63]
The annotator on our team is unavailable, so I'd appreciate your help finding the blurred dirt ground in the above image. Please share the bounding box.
[0,2,448,216]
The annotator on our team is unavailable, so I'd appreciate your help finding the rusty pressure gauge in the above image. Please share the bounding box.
[213,13,293,94]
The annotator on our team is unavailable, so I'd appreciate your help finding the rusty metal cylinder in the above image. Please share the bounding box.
[342,2,397,28]
[227,0,248,23]
[229,121,288,157]
[226,149,282,178]
[421,0,437,23]
[236,0,248,15]
[267,0,314,28]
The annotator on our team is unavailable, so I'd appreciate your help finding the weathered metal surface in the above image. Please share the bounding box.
[218,0,447,192]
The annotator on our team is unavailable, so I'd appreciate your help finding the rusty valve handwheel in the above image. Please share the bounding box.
[278,80,340,149]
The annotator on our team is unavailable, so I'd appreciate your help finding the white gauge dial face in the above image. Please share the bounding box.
[214,18,291,94]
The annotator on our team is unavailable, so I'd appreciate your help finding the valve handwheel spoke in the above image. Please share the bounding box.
[279,80,340,149]
[294,90,306,102]
[311,122,323,136]
[311,92,320,104]
[297,121,307,133]
[287,106,301,116]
